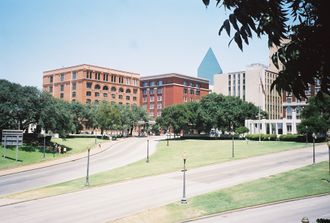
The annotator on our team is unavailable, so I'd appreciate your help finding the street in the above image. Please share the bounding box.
[0,144,328,223]
[189,195,330,223]
[0,136,160,195]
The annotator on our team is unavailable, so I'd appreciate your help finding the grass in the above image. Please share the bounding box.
[5,139,313,200]
[0,137,107,170]
[113,161,330,223]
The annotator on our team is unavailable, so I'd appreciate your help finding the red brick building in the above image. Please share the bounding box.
[140,73,210,118]
[42,64,140,106]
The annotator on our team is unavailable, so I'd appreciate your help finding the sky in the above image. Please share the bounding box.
[0,0,269,88]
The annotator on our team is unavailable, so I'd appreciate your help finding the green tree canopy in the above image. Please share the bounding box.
[203,0,330,99]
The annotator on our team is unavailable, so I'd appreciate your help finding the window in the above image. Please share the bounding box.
[150,81,155,87]
[133,96,137,101]
[190,82,194,87]
[49,86,53,92]
[126,96,130,100]
[184,96,187,102]
[95,72,100,80]
[142,82,148,87]
[157,88,162,94]
[157,111,162,117]
[103,93,108,97]
[143,97,147,102]
[119,76,124,83]
[94,100,99,104]
[111,75,116,83]
[111,86,116,92]
[60,93,64,98]
[143,89,147,95]
[157,103,162,109]
[103,73,109,81]
[126,89,131,94]
[49,76,53,83]
[287,97,292,103]
[150,96,154,102]
[111,94,116,99]
[95,84,101,90]
[196,90,200,95]
[150,103,154,109]
[190,89,194,94]
[103,86,108,91]
[157,96,162,101]
[184,88,188,94]
[95,92,100,97]
[60,73,65,81]
[86,82,92,88]
[86,70,92,79]
[119,87,124,93]
[119,95,123,99]
[86,91,91,96]
[183,81,187,86]
[149,89,154,95]
[60,84,64,91]
[86,99,91,104]
[126,78,130,85]
[133,89,138,94]
[133,79,138,86]
[72,82,76,90]
[196,83,200,88]
[72,71,77,80]
[158,80,163,86]
[72,92,76,97]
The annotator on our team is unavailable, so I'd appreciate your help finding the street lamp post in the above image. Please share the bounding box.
[167,132,169,147]
[86,148,91,186]
[305,126,308,144]
[232,132,235,158]
[181,155,187,204]
[43,134,46,159]
[146,138,150,163]
[312,133,316,164]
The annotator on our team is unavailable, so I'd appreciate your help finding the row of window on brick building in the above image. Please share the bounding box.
[142,80,201,88]
[49,71,139,86]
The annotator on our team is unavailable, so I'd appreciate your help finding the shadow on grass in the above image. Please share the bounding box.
[2,155,23,162]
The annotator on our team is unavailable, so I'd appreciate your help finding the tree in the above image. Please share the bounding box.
[202,0,330,99]
[298,93,330,136]
[159,104,190,136]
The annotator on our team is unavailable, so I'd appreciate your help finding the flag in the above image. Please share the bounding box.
[259,76,266,95]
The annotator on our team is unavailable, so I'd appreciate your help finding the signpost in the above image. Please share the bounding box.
[2,130,23,162]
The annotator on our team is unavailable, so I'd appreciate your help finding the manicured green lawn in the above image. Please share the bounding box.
[113,161,330,223]
[7,139,313,200]
[0,137,106,170]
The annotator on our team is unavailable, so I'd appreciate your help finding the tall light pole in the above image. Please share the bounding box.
[181,154,187,204]
[43,134,46,159]
[312,133,316,164]
[305,126,308,144]
[167,132,169,147]
[86,148,91,186]
[231,127,235,158]
[146,138,150,163]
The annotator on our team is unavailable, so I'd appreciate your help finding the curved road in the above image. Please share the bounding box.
[0,144,328,223]
[0,136,161,195]
[189,195,330,223]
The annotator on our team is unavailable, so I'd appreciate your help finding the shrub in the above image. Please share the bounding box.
[245,134,277,141]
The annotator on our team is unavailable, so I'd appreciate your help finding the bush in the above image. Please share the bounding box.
[245,134,277,141]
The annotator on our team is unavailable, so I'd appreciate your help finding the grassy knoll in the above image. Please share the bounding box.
[113,161,330,223]
[6,140,313,200]
[0,137,106,170]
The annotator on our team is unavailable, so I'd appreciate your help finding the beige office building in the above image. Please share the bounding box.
[214,63,283,119]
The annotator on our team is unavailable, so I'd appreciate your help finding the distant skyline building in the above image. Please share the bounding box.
[197,48,222,85]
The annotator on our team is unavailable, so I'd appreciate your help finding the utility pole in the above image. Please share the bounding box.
[86,148,91,186]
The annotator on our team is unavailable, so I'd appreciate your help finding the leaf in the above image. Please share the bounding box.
[229,14,239,31]
[202,0,210,7]
[234,32,243,50]
[219,19,230,36]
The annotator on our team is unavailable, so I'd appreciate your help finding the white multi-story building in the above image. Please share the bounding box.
[214,63,283,119]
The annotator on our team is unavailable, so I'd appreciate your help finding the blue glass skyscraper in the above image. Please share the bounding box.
[197,48,222,85]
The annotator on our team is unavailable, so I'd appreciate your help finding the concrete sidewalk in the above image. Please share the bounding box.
[0,138,121,177]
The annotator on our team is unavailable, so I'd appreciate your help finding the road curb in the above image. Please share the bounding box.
[181,193,330,223]
[0,138,126,177]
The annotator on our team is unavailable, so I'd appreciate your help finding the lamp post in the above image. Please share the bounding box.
[43,134,46,159]
[167,132,169,146]
[146,138,150,163]
[85,148,90,186]
[181,154,187,204]
[305,126,308,144]
[312,133,316,164]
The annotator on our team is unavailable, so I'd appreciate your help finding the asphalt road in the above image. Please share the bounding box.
[189,195,330,223]
[0,144,328,223]
[0,136,160,195]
